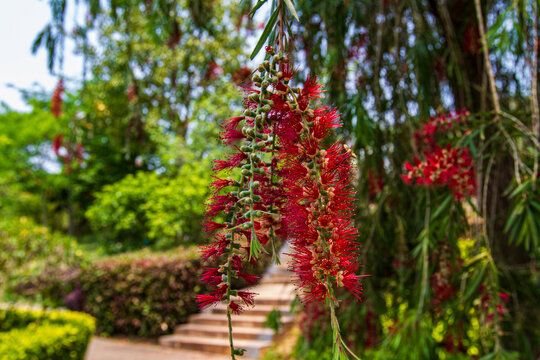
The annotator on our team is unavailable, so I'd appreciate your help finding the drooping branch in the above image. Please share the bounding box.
[531,0,539,186]
[474,0,500,114]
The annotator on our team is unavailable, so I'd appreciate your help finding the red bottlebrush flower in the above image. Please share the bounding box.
[197,284,227,310]
[201,235,229,261]
[51,78,64,118]
[232,66,252,86]
[205,194,237,218]
[196,294,218,309]
[213,152,246,172]
[237,291,256,307]
[52,134,63,156]
[402,144,476,200]
[300,282,331,305]
[203,60,223,82]
[341,271,365,301]
[201,267,222,285]
[229,301,244,315]
[202,220,226,234]
[414,110,469,152]
[210,176,234,194]
[498,292,510,303]
[220,128,245,144]
[312,107,341,140]
[298,76,324,110]
[237,272,260,285]
[221,116,244,132]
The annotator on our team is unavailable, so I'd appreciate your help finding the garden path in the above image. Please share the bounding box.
[85,336,229,360]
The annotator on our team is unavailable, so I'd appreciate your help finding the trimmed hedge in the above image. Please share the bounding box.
[14,246,210,336]
[0,307,95,360]
[13,244,276,337]
[81,248,206,336]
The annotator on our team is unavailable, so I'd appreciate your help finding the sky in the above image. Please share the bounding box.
[0,1,269,112]
[0,0,82,111]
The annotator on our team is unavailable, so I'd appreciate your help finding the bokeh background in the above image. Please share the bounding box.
[0,1,538,359]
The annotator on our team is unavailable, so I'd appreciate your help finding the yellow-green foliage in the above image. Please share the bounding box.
[0,217,84,288]
[85,162,212,251]
[0,308,95,360]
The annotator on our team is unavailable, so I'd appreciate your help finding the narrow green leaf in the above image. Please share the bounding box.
[463,252,488,269]
[479,351,496,360]
[530,199,540,213]
[509,181,530,198]
[462,264,487,303]
[466,198,481,215]
[516,219,529,249]
[250,5,280,60]
[249,0,268,18]
[283,0,299,21]
[504,211,517,233]
[249,229,261,260]
[31,25,50,55]
[526,207,539,247]
[432,194,452,220]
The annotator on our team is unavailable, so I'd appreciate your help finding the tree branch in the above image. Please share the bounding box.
[474,0,500,114]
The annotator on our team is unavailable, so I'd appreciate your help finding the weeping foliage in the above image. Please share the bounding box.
[259,0,540,358]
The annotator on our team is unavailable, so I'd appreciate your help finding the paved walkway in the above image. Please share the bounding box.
[85,337,230,360]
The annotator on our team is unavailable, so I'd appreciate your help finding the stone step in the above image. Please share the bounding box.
[189,313,294,328]
[266,267,292,275]
[174,324,275,341]
[261,275,294,284]
[210,304,291,316]
[159,335,272,358]
[253,295,295,306]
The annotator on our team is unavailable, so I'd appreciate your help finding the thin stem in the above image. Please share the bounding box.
[474,0,501,114]
[480,156,503,354]
[226,280,236,359]
[225,188,242,359]
[416,191,430,320]
[531,0,539,188]
[278,0,285,53]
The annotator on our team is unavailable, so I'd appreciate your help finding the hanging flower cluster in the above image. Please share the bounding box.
[414,109,469,152]
[197,47,289,320]
[275,82,364,306]
[198,45,364,357]
[402,144,476,200]
[51,78,65,118]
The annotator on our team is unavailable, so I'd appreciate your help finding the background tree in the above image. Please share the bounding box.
[274,0,539,358]
[26,0,250,246]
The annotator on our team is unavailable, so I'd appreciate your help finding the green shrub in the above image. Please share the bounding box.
[80,247,205,336]
[85,162,211,251]
[0,216,84,298]
[0,307,95,360]
[12,246,207,336]
[13,244,278,337]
